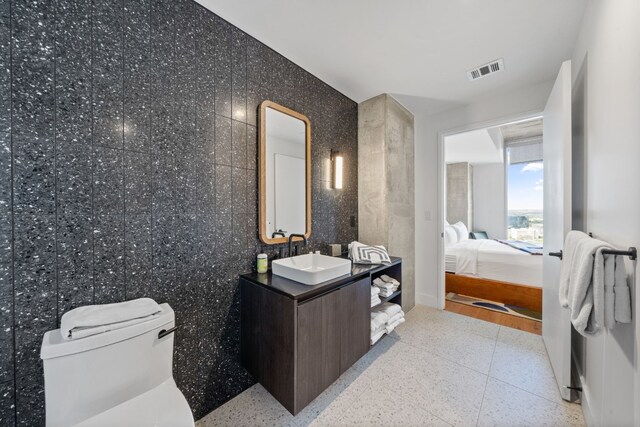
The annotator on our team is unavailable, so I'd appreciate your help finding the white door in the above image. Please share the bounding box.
[542,60,573,401]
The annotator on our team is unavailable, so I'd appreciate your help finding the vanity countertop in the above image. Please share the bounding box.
[240,256,401,301]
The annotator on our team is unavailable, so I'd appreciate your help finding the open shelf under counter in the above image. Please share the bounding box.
[371,289,402,310]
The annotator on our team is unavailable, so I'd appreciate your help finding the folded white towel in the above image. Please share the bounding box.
[373,277,393,290]
[600,250,616,329]
[371,311,389,331]
[349,241,391,265]
[373,302,402,319]
[380,274,400,287]
[386,311,405,326]
[613,255,631,324]
[371,296,382,307]
[370,329,385,345]
[61,298,163,340]
[568,236,609,336]
[385,317,405,333]
[371,286,380,296]
[559,230,591,307]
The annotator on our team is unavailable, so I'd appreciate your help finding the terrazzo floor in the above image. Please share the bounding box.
[197,305,584,427]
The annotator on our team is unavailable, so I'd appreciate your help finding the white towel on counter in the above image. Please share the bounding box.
[61,298,163,340]
[348,241,391,265]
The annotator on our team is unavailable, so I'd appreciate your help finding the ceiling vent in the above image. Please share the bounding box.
[467,59,504,81]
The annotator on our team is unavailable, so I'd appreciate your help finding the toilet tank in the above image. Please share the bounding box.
[41,303,176,427]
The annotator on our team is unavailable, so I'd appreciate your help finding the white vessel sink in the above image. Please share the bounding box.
[271,254,352,285]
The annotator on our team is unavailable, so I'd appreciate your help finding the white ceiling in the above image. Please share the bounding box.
[199,0,586,115]
[445,129,503,165]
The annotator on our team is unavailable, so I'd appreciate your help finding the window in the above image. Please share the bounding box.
[507,161,543,244]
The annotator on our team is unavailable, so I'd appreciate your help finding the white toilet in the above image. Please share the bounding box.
[40,303,194,427]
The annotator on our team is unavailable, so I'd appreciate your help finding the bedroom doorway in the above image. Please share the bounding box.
[442,117,544,334]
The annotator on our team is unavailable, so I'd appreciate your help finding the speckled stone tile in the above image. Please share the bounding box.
[124,0,151,153]
[231,28,247,123]
[5,0,359,422]
[125,150,152,214]
[215,165,232,217]
[93,146,124,215]
[55,0,91,147]
[93,214,125,304]
[11,0,55,148]
[215,115,232,166]
[231,167,247,214]
[0,289,13,383]
[93,0,124,149]
[478,378,584,427]
[489,326,567,405]
[151,152,176,215]
[149,0,175,155]
[56,141,92,215]
[390,304,498,374]
[214,17,232,118]
[15,375,44,427]
[0,380,15,427]
[13,214,57,330]
[125,214,152,298]
[12,140,56,216]
[152,213,177,275]
[56,214,93,318]
[231,120,247,169]
[362,339,486,426]
[175,151,199,215]
[246,168,257,214]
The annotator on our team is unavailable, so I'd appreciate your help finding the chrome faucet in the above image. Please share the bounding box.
[288,234,308,257]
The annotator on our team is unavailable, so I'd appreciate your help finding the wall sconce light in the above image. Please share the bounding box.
[331,149,343,189]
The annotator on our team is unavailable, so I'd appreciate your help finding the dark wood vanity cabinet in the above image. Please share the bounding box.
[240,257,401,415]
[240,276,371,414]
[297,278,370,409]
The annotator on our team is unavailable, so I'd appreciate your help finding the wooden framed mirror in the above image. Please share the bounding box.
[259,101,311,244]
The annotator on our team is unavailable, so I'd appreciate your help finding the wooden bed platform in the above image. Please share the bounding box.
[445,272,542,313]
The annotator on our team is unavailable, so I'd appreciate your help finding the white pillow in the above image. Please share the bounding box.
[451,222,469,242]
[444,225,458,247]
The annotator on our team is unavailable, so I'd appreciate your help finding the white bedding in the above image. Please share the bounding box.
[445,240,543,287]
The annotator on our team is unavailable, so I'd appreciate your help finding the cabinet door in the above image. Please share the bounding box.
[339,278,371,372]
[296,289,341,413]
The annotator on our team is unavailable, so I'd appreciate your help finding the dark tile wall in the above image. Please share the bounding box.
[0,0,358,424]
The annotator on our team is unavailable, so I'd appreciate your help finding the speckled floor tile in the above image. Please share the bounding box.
[360,339,486,426]
[477,378,584,427]
[391,305,498,374]
[197,306,585,427]
[489,326,566,406]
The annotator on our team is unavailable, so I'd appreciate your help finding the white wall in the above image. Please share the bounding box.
[570,1,640,425]
[414,79,553,308]
[472,163,506,239]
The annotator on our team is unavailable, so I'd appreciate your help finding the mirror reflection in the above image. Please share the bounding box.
[259,101,311,244]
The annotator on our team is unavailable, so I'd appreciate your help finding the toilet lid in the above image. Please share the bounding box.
[74,379,194,427]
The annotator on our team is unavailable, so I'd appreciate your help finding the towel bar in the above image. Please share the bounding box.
[547,247,637,261]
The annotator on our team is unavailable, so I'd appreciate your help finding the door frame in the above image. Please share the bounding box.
[437,110,544,309]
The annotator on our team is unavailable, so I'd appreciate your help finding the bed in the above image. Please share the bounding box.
[445,238,543,312]
[445,239,543,286]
